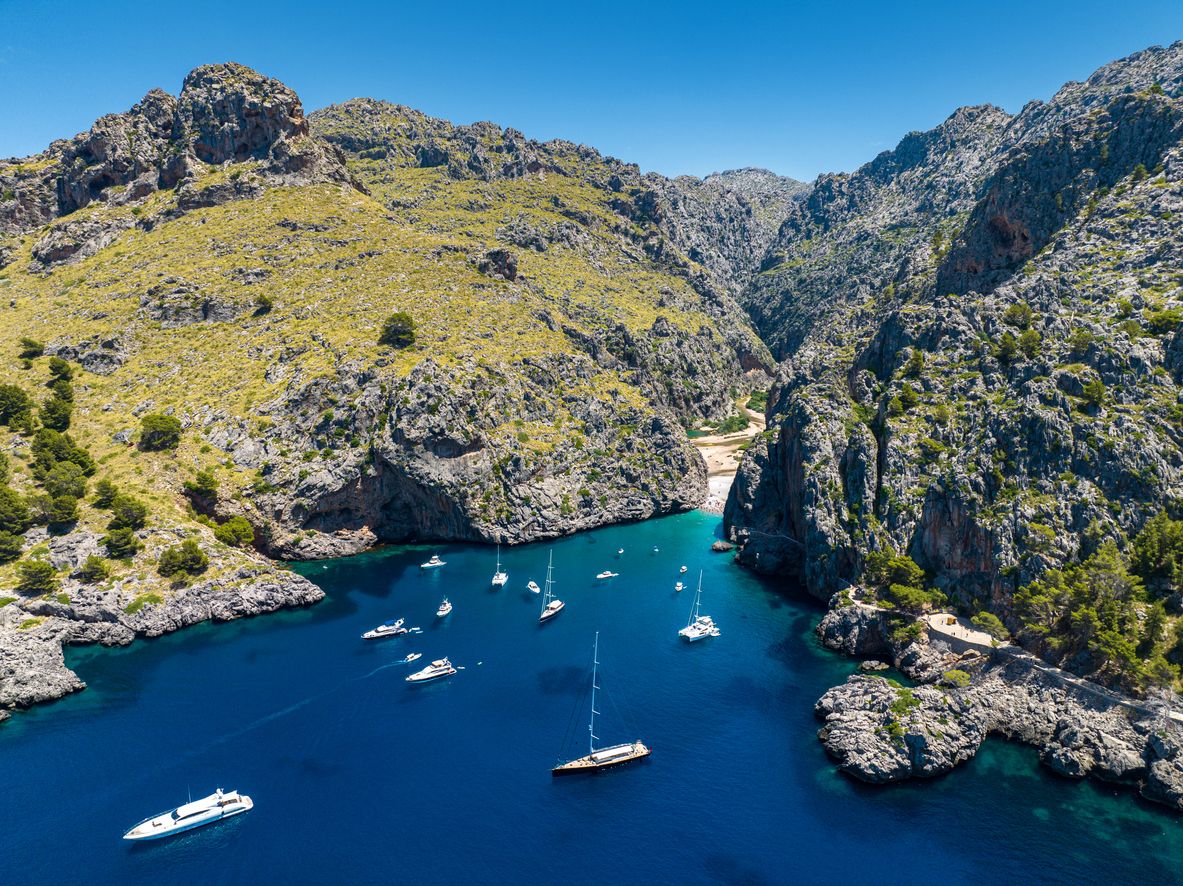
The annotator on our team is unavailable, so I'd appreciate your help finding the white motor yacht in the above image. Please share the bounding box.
[675,581,684,592]
[123,788,252,841]
[420,555,446,569]
[527,580,541,594]
[679,565,688,574]
[406,657,457,683]
[596,570,618,580]
[437,598,452,618]
[362,618,406,640]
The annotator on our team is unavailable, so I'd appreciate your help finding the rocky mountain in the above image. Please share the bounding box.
[0,64,801,716]
[727,42,1183,691]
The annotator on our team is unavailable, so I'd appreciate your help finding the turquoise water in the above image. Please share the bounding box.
[2,511,1182,884]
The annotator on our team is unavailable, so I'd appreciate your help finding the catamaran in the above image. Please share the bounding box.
[362,618,406,640]
[436,598,452,618]
[420,554,446,569]
[678,571,720,642]
[491,544,508,588]
[539,550,564,622]
[123,788,252,841]
[406,657,457,683]
[552,633,651,776]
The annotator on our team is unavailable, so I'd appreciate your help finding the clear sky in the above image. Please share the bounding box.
[1,0,1181,181]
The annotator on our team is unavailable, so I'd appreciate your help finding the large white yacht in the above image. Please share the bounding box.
[420,554,446,569]
[491,544,508,588]
[678,571,720,642]
[436,598,452,618]
[406,657,457,683]
[123,788,252,841]
[362,618,406,640]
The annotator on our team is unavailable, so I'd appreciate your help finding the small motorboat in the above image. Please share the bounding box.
[617,548,624,555]
[679,565,688,574]
[652,546,659,554]
[405,653,422,663]
[362,618,406,640]
[420,555,446,569]
[123,788,252,841]
[675,582,684,592]
[406,657,457,683]
[437,598,452,618]
[596,570,618,580]
[527,580,541,594]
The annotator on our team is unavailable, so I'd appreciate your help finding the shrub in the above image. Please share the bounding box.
[49,378,74,402]
[214,516,255,548]
[1068,328,1094,358]
[24,493,53,526]
[18,338,44,359]
[1082,378,1106,410]
[942,669,972,688]
[0,384,31,424]
[77,555,111,583]
[108,494,148,530]
[1003,302,1035,329]
[158,539,209,577]
[92,478,119,508]
[715,413,750,435]
[994,331,1019,364]
[183,469,219,500]
[865,549,925,590]
[1019,328,1042,359]
[47,495,78,530]
[745,389,769,411]
[139,413,183,451]
[16,559,58,595]
[903,348,925,378]
[123,592,163,614]
[898,382,921,411]
[47,356,73,381]
[43,461,88,499]
[103,527,141,559]
[254,293,274,315]
[971,611,1009,640]
[39,395,73,431]
[0,530,22,563]
[0,486,30,534]
[1144,307,1182,335]
[378,312,416,348]
[31,429,95,476]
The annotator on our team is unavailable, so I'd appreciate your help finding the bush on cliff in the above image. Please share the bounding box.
[214,516,255,548]
[970,611,1008,641]
[16,559,59,595]
[139,413,183,451]
[103,527,142,559]
[158,539,209,578]
[379,311,416,348]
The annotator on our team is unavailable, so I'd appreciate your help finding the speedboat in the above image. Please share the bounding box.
[596,570,618,580]
[617,548,624,555]
[123,788,252,841]
[652,546,659,554]
[437,598,452,618]
[406,657,457,683]
[527,580,541,594]
[362,618,406,640]
[405,653,422,663]
[420,555,446,569]
[675,582,684,592]
[679,565,688,574]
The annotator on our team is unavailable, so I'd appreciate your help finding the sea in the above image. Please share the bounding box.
[3,511,1182,885]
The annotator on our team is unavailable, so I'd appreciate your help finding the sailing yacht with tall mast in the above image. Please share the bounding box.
[552,633,651,776]
[678,570,720,641]
[539,550,564,622]
[491,544,508,588]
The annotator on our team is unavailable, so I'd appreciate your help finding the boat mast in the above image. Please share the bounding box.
[542,550,554,612]
[589,632,600,755]
[689,571,703,626]
[496,543,501,573]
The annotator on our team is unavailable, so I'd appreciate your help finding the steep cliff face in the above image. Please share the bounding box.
[727,42,1183,625]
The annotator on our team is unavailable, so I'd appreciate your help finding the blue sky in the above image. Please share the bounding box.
[1,0,1181,180]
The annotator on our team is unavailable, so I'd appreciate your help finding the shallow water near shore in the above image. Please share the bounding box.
[3,511,1183,885]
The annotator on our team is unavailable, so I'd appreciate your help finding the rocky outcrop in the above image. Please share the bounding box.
[0,567,321,715]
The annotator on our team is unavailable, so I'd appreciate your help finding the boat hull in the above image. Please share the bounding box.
[123,795,253,841]
[552,742,651,776]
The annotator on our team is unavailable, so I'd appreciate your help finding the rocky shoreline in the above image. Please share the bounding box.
[0,567,322,721]
[813,600,1183,813]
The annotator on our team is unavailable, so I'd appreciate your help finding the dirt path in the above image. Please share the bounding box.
[693,407,766,514]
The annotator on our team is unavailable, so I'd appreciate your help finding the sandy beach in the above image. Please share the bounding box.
[693,407,766,513]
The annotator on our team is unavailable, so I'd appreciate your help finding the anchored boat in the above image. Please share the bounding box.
[539,551,564,623]
[678,571,720,642]
[436,598,452,618]
[491,544,508,588]
[406,657,457,683]
[420,554,446,569]
[362,618,406,640]
[123,788,252,841]
[552,633,650,776]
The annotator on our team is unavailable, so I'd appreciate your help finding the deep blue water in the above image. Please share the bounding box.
[3,511,1183,885]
